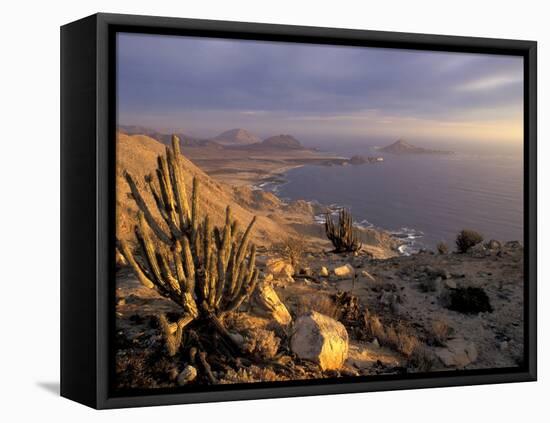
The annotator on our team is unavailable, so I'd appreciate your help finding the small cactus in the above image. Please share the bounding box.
[324,208,362,253]
[118,135,259,357]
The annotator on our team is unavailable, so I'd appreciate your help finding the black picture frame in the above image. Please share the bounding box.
[60,12,537,409]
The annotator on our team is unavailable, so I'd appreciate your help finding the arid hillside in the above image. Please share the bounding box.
[116,132,303,247]
[116,132,400,257]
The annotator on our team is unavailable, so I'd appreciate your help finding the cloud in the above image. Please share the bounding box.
[455,74,523,92]
[117,33,524,145]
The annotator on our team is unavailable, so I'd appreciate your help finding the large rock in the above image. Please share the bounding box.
[333,263,354,278]
[266,258,294,279]
[290,311,349,370]
[177,365,197,386]
[252,280,292,326]
[435,338,478,368]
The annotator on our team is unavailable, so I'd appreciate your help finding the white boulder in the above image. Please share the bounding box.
[291,311,349,370]
[333,263,354,278]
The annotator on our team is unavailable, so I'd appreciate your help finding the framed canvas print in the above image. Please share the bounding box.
[60,13,537,409]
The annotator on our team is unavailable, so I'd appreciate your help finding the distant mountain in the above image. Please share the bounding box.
[213,128,261,146]
[379,139,453,155]
[261,134,303,149]
[118,125,218,148]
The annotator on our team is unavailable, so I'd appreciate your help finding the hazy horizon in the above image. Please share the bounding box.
[117,33,524,149]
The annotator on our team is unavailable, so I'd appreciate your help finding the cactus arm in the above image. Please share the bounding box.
[172,240,188,292]
[157,251,181,294]
[181,235,195,293]
[157,154,180,232]
[124,171,172,245]
[224,268,259,314]
[234,217,256,268]
[166,142,190,230]
[159,314,185,357]
[170,135,191,224]
[135,213,166,289]
[191,178,199,238]
[117,239,155,289]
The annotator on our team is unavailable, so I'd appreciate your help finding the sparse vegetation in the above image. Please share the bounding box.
[363,311,421,357]
[456,229,484,253]
[241,328,281,359]
[114,130,525,388]
[431,318,452,346]
[324,208,362,253]
[271,235,307,269]
[447,286,493,314]
[436,241,449,255]
[295,293,339,320]
[118,135,260,369]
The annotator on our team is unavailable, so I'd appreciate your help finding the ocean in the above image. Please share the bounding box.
[265,146,524,254]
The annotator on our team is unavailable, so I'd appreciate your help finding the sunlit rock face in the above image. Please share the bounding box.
[291,311,349,370]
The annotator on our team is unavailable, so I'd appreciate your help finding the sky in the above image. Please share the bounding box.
[117,32,524,149]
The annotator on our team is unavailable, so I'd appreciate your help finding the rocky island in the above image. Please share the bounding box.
[379,139,454,155]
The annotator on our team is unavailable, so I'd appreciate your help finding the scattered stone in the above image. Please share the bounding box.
[291,311,349,370]
[469,243,488,258]
[228,332,245,346]
[505,240,522,249]
[360,270,376,282]
[319,266,329,277]
[334,263,354,277]
[379,291,399,308]
[177,365,198,386]
[252,281,292,325]
[420,276,442,293]
[425,266,451,280]
[486,239,502,250]
[435,339,478,368]
[499,341,509,351]
[444,279,457,289]
[266,258,295,278]
[299,267,314,277]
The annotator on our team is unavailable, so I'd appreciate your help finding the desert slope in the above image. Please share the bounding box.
[117,132,302,246]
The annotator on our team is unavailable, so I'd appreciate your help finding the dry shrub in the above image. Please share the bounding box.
[220,365,286,384]
[241,328,280,359]
[431,318,451,345]
[456,229,484,253]
[271,235,307,269]
[295,293,340,320]
[363,312,426,359]
[436,242,449,255]
[408,345,436,372]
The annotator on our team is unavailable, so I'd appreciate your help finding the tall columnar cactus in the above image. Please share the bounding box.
[118,135,259,357]
[324,208,362,253]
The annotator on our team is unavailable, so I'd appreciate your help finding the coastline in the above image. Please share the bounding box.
[193,154,406,258]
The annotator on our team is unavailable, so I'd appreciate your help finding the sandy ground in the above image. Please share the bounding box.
[182,145,347,187]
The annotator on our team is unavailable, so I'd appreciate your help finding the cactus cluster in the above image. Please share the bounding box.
[324,208,362,253]
[118,135,259,356]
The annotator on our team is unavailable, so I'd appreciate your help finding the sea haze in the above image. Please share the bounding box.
[273,145,523,252]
